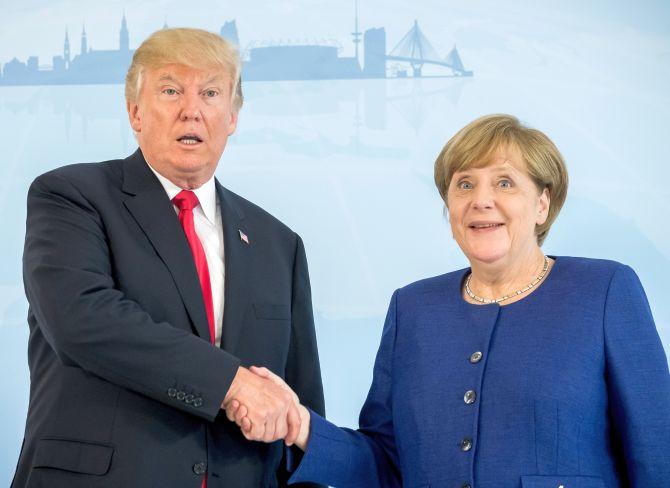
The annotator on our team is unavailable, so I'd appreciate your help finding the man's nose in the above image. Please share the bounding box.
[179,92,202,121]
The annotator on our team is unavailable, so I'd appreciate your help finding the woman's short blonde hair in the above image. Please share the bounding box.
[434,114,568,245]
[125,27,243,111]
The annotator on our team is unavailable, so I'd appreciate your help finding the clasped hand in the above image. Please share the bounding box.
[222,366,309,448]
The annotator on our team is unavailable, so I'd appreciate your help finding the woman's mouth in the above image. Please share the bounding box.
[468,222,504,231]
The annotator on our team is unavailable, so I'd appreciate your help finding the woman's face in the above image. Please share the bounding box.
[447,146,549,266]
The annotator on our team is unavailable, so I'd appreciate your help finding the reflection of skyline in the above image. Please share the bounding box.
[0,78,468,154]
[0,11,472,85]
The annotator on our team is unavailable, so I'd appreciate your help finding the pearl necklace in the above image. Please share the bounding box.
[464,256,549,304]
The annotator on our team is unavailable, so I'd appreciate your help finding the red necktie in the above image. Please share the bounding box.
[172,191,215,488]
[172,190,216,344]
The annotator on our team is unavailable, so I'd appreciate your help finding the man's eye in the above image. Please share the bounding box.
[205,90,218,97]
[163,88,178,95]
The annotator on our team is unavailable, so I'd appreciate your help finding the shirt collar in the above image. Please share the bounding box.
[144,158,218,226]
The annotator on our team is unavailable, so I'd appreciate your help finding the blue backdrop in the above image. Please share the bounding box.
[1,1,669,483]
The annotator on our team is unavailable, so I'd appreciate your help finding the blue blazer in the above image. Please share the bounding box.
[289,257,670,488]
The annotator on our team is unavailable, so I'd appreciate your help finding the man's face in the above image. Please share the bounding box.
[127,63,238,188]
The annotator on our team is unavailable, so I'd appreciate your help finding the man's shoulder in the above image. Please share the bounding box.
[32,158,124,192]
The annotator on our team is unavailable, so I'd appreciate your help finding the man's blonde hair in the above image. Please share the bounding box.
[434,114,568,245]
[125,27,243,111]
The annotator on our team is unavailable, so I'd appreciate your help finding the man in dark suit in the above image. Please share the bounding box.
[12,27,324,487]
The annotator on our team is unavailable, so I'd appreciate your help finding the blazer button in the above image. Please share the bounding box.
[462,484,471,488]
[185,394,195,404]
[464,390,477,404]
[167,388,177,398]
[469,351,483,363]
[177,391,186,401]
[193,397,203,408]
[460,438,473,451]
[192,462,206,475]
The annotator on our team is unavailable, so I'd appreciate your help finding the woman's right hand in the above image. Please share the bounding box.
[226,366,311,450]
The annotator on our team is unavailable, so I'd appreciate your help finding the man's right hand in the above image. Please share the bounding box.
[222,366,301,445]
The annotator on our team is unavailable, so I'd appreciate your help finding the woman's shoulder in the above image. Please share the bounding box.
[396,268,467,300]
[549,257,646,301]
[553,255,634,279]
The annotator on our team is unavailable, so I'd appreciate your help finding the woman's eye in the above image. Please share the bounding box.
[458,181,473,190]
[498,179,512,189]
[205,90,218,97]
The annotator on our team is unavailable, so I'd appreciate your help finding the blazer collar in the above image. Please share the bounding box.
[215,180,251,354]
[121,148,253,354]
[121,148,212,342]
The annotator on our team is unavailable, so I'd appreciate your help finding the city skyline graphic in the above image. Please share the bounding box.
[0,12,472,85]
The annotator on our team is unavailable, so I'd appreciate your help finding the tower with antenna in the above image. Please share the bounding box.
[351,0,362,67]
[80,24,87,55]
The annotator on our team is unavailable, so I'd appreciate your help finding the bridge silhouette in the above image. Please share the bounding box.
[387,20,472,77]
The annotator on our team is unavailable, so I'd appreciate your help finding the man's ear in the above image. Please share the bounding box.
[126,99,141,133]
[227,110,239,136]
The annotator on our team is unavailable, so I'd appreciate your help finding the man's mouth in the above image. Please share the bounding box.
[177,134,203,145]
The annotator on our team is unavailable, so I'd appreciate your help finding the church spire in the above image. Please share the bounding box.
[120,12,129,51]
[64,28,71,65]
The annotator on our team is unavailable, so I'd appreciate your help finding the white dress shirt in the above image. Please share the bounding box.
[145,161,225,348]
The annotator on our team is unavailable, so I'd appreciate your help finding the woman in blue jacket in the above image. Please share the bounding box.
[229,114,670,487]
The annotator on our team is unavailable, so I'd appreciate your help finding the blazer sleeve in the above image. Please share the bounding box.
[277,234,326,488]
[23,171,240,421]
[603,264,670,486]
[285,234,326,416]
[287,291,401,488]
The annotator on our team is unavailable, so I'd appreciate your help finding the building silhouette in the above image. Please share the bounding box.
[0,14,471,86]
[363,28,385,78]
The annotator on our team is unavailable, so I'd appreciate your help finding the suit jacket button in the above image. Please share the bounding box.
[192,462,206,475]
[167,388,177,398]
[185,394,195,404]
[469,351,483,363]
[193,397,203,407]
[462,484,471,488]
[464,390,477,404]
[177,391,186,401]
[460,438,473,451]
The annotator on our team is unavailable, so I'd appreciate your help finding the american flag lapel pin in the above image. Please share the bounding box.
[238,229,250,245]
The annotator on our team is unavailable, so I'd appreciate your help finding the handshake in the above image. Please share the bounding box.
[222,366,310,450]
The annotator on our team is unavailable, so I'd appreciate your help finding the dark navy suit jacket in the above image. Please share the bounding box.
[289,257,670,487]
[13,149,325,487]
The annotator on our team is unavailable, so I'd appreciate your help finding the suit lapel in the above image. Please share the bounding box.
[121,149,212,342]
[216,181,251,355]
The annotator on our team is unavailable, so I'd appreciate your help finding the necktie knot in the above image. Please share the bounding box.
[172,190,200,212]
